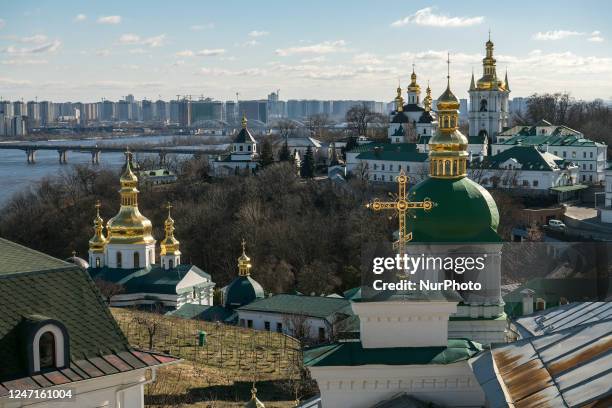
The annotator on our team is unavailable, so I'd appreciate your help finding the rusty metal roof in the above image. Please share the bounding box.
[471,318,612,408]
[514,302,612,338]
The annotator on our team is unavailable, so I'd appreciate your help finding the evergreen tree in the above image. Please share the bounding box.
[278,139,291,161]
[329,142,340,166]
[300,146,315,178]
[259,138,275,167]
[343,136,358,160]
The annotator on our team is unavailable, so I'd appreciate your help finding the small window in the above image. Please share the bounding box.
[247,320,253,328]
[239,145,243,151]
[276,322,282,333]
[381,175,385,181]
[583,152,586,158]
[264,321,270,331]
[169,259,174,269]
[116,252,122,268]
[248,145,251,151]
[572,151,576,158]
[533,180,539,187]
[563,151,567,158]
[239,319,245,327]
[318,327,325,342]
[134,252,140,268]
[39,332,55,369]
[95,258,100,268]
[590,152,593,158]
[381,164,385,171]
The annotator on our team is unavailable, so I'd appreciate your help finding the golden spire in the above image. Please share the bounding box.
[89,200,107,253]
[407,63,420,95]
[244,385,265,408]
[469,68,476,91]
[160,202,181,257]
[477,33,504,90]
[238,239,252,277]
[106,150,155,245]
[241,113,248,129]
[423,81,432,112]
[429,54,468,179]
[505,69,510,92]
[395,81,404,112]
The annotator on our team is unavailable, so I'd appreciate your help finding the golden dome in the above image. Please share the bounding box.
[407,66,420,93]
[89,200,107,253]
[394,84,404,112]
[238,239,252,276]
[160,202,180,256]
[106,151,155,245]
[244,386,265,408]
[428,56,468,179]
[476,36,506,91]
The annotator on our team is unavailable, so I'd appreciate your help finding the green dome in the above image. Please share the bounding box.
[408,177,500,243]
[224,276,264,309]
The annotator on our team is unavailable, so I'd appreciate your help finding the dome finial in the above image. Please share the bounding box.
[238,239,252,276]
[241,113,248,129]
[244,383,265,408]
[446,52,450,87]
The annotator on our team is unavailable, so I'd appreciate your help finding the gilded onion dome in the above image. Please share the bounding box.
[394,84,404,112]
[407,66,420,94]
[89,201,107,253]
[238,239,252,276]
[160,202,180,256]
[476,35,506,91]
[244,386,265,408]
[106,151,155,245]
[429,55,468,179]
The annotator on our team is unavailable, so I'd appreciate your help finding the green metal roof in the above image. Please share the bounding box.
[224,275,264,309]
[304,338,482,367]
[0,239,130,382]
[497,125,605,147]
[356,143,428,162]
[237,294,351,319]
[470,146,569,172]
[550,184,588,192]
[409,177,501,243]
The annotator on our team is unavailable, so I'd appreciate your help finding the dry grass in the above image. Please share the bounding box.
[111,308,308,407]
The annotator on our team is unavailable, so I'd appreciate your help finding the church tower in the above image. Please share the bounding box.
[388,84,409,143]
[104,151,156,269]
[406,66,421,105]
[160,202,181,270]
[468,35,510,143]
[88,201,107,269]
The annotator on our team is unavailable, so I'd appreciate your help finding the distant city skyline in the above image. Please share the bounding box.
[1,0,611,102]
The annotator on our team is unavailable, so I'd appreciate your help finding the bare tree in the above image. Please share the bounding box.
[305,113,330,139]
[275,119,298,139]
[94,278,125,304]
[132,306,165,350]
[283,313,312,342]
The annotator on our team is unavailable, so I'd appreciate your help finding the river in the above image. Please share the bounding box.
[0,135,228,204]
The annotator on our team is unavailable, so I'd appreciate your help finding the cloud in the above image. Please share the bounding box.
[177,48,226,57]
[533,30,584,40]
[190,23,214,31]
[119,33,166,47]
[392,7,483,28]
[74,14,86,22]
[588,31,604,42]
[248,30,269,37]
[300,56,326,63]
[129,48,149,55]
[199,67,266,76]
[0,59,47,65]
[0,19,5,30]
[275,40,348,56]
[97,15,121,24]
[0,77,32,87]
[241,39,259,47]
[352,53,383,65]
[20,34,48,44]
[96,49,111,57]
[2,40,61,54]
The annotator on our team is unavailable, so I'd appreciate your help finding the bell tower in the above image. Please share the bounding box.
[468,34,510,143]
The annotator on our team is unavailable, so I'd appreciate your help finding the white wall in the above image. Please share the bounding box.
[236,310,331,340]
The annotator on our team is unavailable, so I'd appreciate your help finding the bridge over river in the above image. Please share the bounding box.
[0,142,227,164]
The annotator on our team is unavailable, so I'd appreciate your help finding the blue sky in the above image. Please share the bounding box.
[1,0,611,102]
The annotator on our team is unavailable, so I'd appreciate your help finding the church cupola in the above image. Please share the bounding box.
[160,202,181,270]
[406,65,421,105]
[105,151,156,269]
[238,239,252,276]
[88,200,107,268]
[429,55,468,179]
[423,82,433,112]
[394,84,404,112]
[231,114,257,160]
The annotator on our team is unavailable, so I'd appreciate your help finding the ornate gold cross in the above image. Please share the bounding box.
[367,170,435,255]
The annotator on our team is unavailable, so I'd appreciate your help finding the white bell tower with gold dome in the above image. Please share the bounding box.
[160,202,181,270]
[468,34,510,143]
[88,200,107,269]
[104,151,156,269]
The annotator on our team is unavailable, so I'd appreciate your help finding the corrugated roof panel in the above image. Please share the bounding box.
[562,372,612,407]
[555,352,612,391]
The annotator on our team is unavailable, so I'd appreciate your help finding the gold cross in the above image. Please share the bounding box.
[367,170,435,255]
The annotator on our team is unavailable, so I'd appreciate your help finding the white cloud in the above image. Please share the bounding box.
[129,48,149,55]
[177,48,226,57]
[96,49,111,57]
[2,40,61,55]
[0,19,5,30]
[276,40,348,56]
[241,39,259,47]
[19,34,48,44]
[190,23,214,31]
[0,77,32,87]
[97,15,121,25]
[199,67,266,76]
[392,7,483,28]
[248,30,269,37]
[300,56,326,63]
[74,14,86,22]
[533,30,584,40]
[352,53,383,65]
[119,33,166,47]
[588,31,604,42]
[1,59,47,65]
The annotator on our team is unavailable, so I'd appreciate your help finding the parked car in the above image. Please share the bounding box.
[548,219,566,230]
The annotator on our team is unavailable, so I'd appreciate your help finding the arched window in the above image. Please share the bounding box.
[116,251,122,268]
[134,252,140,269]
[444,160,451,175]
[169,259,174,269]
[480,99,488,112]
[39,332,55,369]
[95,258,100,268]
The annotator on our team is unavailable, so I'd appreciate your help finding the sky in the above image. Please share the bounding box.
[1,0,611,103]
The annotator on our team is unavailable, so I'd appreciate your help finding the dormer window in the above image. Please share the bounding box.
[239,145,243,152]
[26,320,69,373]
[39,332,55,368]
